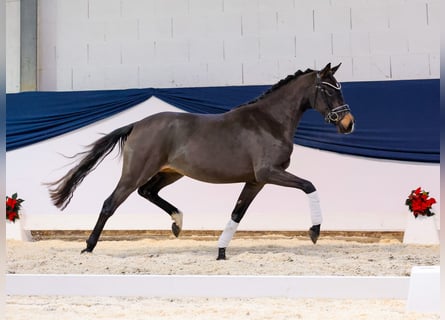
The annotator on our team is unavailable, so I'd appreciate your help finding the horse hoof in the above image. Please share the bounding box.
[216,248,226,260]
[172,223,181,237]
[308,224,321,244]
[81,248,92,254]
[171,212,183,237]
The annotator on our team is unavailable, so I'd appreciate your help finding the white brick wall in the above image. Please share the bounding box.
[352,55,391,80]
[224,36,259,61]
[6,0,440,91]
[390,54,431,79]
[6,0,20,92]
[429,53,439,78]
[314,6,351,32]
[351,5,389,31]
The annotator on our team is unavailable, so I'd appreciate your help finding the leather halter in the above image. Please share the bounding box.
[314,73,350,124]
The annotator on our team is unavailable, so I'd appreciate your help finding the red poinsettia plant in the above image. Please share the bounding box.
[405,187,436,218]
[6,193,24,223]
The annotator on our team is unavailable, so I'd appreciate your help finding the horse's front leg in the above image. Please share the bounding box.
[307,191,322,243]
[256,167,322,244]
[217,182,264,260]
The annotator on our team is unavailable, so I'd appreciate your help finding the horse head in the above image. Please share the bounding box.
[311,63,355,134]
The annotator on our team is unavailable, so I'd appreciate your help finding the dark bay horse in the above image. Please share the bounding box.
[47,63,355,260]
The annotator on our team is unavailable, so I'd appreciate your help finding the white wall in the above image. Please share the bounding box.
[6,0,20,92]
[6,97,440,232]
[6,0,440,92]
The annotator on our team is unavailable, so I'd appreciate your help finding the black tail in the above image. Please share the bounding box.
[46,124,134,210]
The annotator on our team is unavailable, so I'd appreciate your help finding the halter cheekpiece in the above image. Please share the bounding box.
[315,73,350,124]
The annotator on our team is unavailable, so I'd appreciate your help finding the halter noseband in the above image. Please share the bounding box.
[314,73,350,124]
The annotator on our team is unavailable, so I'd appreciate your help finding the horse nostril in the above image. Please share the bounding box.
[346,121,354,134]
[337,113,355,134]
[338,119,354,134]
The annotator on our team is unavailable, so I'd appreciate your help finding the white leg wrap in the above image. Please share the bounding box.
[218,219,239,248]
[171,212,183,229]
[308,191,323,225]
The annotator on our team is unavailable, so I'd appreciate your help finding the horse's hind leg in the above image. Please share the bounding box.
[81,180,138,253]
[217,182,264,260]
[138,172,184,237]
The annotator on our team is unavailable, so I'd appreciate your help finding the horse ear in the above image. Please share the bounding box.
[319,63,331,77]
[331,63,342,75]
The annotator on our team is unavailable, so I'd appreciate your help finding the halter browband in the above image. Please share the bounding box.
[321,81,341,90]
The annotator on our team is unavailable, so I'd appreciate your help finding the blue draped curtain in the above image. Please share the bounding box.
[6,79,439,162]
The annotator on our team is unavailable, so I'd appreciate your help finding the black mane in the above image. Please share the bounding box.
[238,68,314,107]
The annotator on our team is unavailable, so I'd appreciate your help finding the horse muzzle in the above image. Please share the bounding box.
[337,113,355,134]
